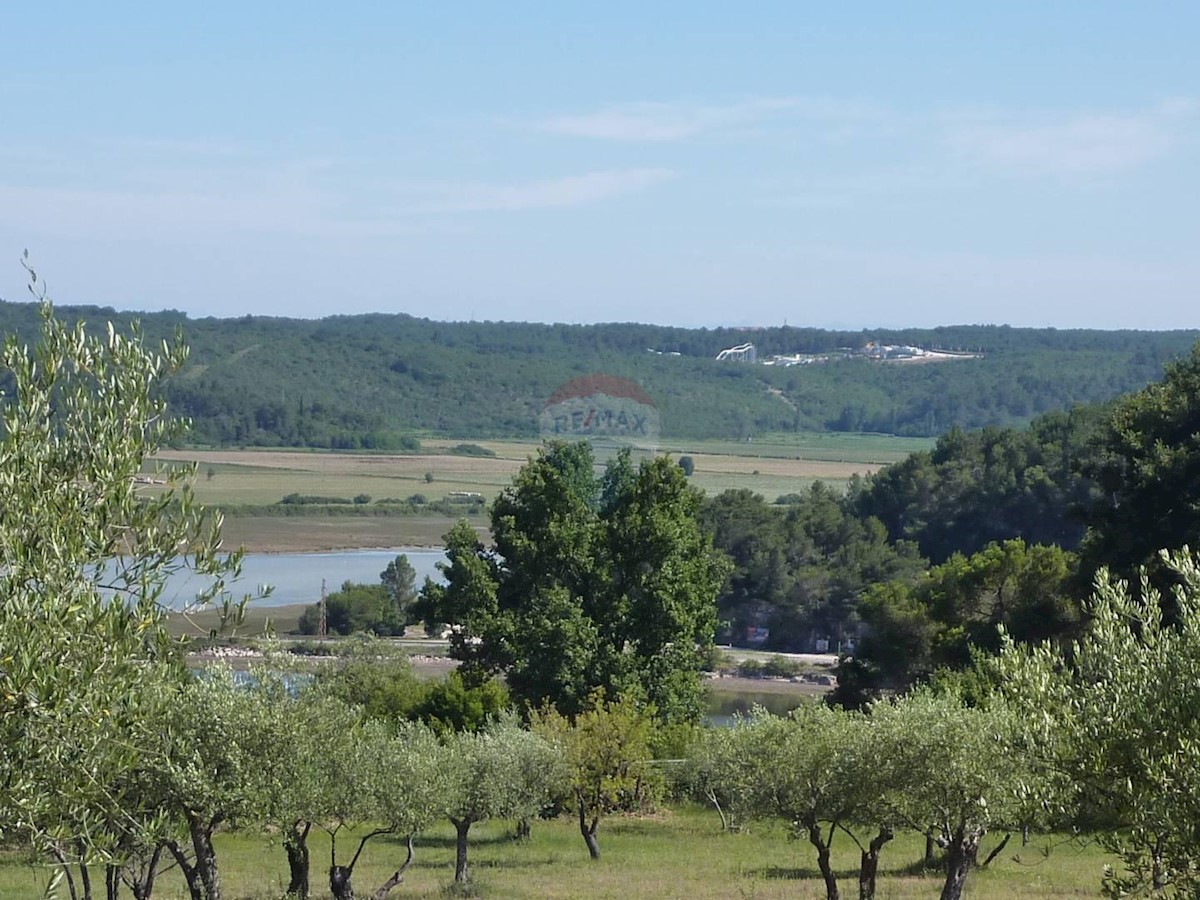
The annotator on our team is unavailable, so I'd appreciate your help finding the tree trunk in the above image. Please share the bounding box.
[329,865,355,900]
[514,817,531,840]
[165,841,204,900]
[48,844,79,900]
[285,822,312,898]
[939,828,982,900]
[368,833,415,900]
[1152,839,1168,892]
[806,821,840,900]
[924,832,938,869]
[78,855,93,900]
[125,843,165,900]
[452,817,473,883]
[981,832,1010,869]
[706,787,731,832]
[858,827,893,900]
[328,826,391,900]
[577,795,600,861]
[106,866,119,900]
[187,815,222,900]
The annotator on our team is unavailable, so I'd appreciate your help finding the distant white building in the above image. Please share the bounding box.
[716,342,757,362]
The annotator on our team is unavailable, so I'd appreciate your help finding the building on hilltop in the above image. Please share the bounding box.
[715,342,757,363]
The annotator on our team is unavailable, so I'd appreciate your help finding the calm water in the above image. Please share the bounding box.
[706,689,810,725]
[163,548,447,609]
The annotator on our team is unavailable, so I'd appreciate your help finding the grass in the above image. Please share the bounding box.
[0,806,1112,899]
[218,514,473,552]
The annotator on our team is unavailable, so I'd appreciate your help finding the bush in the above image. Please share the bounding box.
[410,672,511,734]
[279,493,352,505]
[677,455,695,477]
[733,655,803,679]
[448,443,496,458]
[353,493,371,505]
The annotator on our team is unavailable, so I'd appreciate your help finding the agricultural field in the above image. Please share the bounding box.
[154,433,930,552]
[0,806,1113,899]
[218,513,473,553]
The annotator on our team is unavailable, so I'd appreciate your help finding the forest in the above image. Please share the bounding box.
[0,298,1194,447]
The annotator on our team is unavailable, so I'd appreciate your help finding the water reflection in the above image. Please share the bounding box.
[706,689,810,726]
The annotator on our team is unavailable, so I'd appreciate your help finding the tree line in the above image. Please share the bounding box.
[0,298,1194,446]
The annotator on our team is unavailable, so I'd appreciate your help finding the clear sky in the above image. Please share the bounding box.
[2,2,1197,329]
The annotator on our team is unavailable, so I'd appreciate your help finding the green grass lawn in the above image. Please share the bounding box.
[0,805,1112,899]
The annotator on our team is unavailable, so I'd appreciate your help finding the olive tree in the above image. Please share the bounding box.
[720,706,868,900]
[321,720,448,900]
[442,723,565,883]
[0,273,240,891]
[122,668,293,900]
[997,550,1200,897]
[685,722,759,834]
[267,689,363,900]
[868,690,1035,900]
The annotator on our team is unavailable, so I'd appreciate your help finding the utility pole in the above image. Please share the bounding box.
[318,577,327,640]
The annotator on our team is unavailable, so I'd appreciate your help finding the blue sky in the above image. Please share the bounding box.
[2,2,1197,329]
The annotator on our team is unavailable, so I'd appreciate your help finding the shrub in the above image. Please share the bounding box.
[448,443,496,458]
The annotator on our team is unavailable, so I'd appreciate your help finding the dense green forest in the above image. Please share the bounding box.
[0,299,1194,446]
[702,344,1200,711]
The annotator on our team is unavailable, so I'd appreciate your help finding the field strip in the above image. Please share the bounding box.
[155,449,524,478]
[691,454,881,479]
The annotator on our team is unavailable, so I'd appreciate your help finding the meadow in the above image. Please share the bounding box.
[0,806,1112,899]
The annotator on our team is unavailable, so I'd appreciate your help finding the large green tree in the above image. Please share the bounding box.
[702,485,924,650]
[832,539,1077,708]
[1080,343,1200,586]
[419,442,729,723]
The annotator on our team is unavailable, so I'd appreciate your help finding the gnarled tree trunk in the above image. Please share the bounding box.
[939,826,983,900]
[285,821,312,898]
[327,826,392,900]
[329,864,355,900]
[165,841,204,900]
[368,834,415,900]
[858,827,893,900]
[123,842,165,900]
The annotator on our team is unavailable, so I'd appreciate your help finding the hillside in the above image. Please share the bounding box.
[0,300,1195,446]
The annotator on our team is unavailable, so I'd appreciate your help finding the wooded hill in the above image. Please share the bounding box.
[0,299,1194,446]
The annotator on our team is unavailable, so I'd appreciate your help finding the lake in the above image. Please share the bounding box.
[164,548,448,609]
